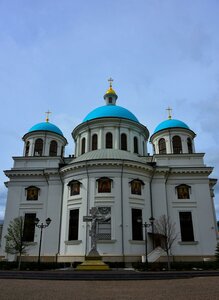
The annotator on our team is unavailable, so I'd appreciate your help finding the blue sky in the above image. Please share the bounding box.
[0,0,219,219]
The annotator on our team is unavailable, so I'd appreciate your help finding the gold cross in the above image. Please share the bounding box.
[108,77,113,88]
[45,110,52,122]
[166,107,172,120]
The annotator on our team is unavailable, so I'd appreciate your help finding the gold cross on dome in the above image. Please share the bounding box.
[45,110,52,122]
[108,77,114,88]
[166,107,172,120]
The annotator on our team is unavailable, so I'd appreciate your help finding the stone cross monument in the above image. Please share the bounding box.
[83,207,110,257]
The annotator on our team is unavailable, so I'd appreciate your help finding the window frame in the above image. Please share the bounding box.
[179,211,195,242]
[134,137,138,154]
[34,138,43,156]
[25,141,30,156]
[49,140,58,156]
[105,132,113,149]
[172,135,182,154]
[120,133,127,151]
[158,138,167,154]
[68,209,79,241]
[187,138,193,154]
[23,213,36,242]
[96,177,112,193]
[92,134,98,150]
[81,137,86,154]
[25,186,40,201]
[129,179,144,196]
[67,180,81,196]
[132,208,143,240]
[176,184,191,199]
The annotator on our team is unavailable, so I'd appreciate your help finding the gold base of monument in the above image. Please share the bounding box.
[76,257,110,271]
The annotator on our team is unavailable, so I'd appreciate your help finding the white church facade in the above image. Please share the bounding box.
[0,82,218,263]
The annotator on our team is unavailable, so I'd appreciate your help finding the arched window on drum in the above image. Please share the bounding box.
[49,140,58,156]
[172,136,182,154]
[121,133,127,151]
[158,138,166,154]
[34,139,43,156]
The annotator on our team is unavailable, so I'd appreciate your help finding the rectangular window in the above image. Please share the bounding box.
[68,209,79,240]
[179,212,194,242]
[97,207,111,240]
[97,178,111,193]
[70,182,80,196]
[26,186,39,200]
[23,213,36,242]
[131,180,142,195]
[177,185,190,199]
[132,208,143,240]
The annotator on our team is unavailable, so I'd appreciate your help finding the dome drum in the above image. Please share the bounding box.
[72,118,149,157]
[151,127,196,155]
[23,123,67,158]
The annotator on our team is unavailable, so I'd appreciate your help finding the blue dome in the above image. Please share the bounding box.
[28,122,63,136]
[83,105,139,123]
[154,119,190,134]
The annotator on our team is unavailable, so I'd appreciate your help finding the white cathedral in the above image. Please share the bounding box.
[0,81,218,263]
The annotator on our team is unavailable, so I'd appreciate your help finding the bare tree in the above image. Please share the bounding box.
[4,216,29,270]
[154,215,178,270]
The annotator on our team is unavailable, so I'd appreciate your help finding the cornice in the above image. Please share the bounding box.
[4,168,59,178]
[169,167,213,175]
[60,159,154,175]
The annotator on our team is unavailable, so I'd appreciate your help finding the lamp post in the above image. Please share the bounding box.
[137,217,155,269]
[34,217,51,266]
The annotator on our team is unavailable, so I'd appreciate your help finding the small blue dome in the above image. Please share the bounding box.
[83,105,139,123]
[28,122,63,136]
[154,119,190,134]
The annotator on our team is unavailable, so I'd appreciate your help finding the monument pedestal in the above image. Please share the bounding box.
[76,252,110,271]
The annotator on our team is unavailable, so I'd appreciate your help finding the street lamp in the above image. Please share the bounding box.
[137,217,155,269]
[34,217,51,266]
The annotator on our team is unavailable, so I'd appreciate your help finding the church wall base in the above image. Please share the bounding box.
[0,255,216,264]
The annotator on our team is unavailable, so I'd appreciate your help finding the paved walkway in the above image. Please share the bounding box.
[1,277,219,299]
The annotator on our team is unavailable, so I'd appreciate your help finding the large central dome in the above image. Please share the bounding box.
[83,81,139,123]
[83,105,139,123]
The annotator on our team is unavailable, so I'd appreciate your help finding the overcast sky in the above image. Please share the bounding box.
[0,0,218,220]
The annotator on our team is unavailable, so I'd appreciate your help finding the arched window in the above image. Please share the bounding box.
[81,137,86,154]
[49,140,58,156]
[25,141,30,156]
[34,138,43,156]
[106,132,113,149]
[92,134,98,150]
[172,136,182,154]
[121,133,127,150]
[134,137,138,154]
[158,138,166,154]
[187,138,193,154]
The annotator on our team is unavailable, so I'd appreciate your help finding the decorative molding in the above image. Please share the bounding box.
[129,240,145,245]
[97,239,116,244]
[65,240,82,245]
[178,241,199,245]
